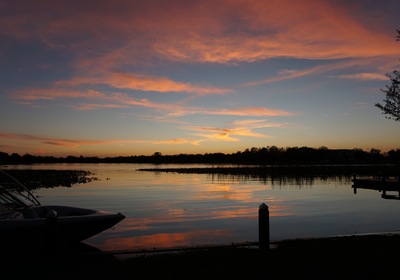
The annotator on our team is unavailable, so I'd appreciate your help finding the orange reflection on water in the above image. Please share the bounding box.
[97,203,293,251]
[192,183,268,203]
[268,204,294,217]
[120,203,293,231]
[104,229,232,251]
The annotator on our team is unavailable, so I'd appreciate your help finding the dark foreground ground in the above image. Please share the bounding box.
[5,234,400,280]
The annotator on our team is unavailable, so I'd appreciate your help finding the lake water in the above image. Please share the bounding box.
[3,163,400,252]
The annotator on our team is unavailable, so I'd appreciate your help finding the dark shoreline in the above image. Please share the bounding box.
[3,164,399,189]
[0,169,96,189]
[138,164,400,183]
[119,233,400,280]
[6,233,400,279]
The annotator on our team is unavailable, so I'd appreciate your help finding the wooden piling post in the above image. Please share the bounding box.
[258,203,270,250]
[353,174,357,194]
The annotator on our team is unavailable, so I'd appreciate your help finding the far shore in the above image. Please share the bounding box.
[1,165,399,189]
[138,163,400,176]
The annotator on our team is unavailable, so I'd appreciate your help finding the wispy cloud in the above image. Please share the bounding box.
[56,73,230,95]
[2,0,398,156]
[0,117,285,149]
[150,1,399,63]
[183,119,286,142]
[12,88,175,111]
[240,59,381,87]
[229,119,288,128]
[199,107,294,117]
[151,138,203,146]
[12,87,294,118]
[3,0,398,67]
[192,126,267,139]
[0,132,202,148]
[0,132,107,148]
[332,73,388,81]
[13,88,93,101]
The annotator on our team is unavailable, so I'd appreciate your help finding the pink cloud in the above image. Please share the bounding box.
[0,132,106,148]
[240,58,393,87]
[152,138,202,145]
[0,131,203,149]
[230,119,286,128]
[13,88,89,101]
[3,0,397,67]
[333,73,388,81]
[189,126,268,139]
[56,73,229,94]
[183,119,287,142]
[203,107,294,117]
[11,86,295,118]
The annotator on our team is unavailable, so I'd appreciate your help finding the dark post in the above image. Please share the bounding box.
[258,203,270,250]
[352,174,357,194]
[398,175,400,197]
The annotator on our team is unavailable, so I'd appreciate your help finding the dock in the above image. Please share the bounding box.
[352,175,400,200]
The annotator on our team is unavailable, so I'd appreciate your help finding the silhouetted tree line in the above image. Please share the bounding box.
[1,146,400,165]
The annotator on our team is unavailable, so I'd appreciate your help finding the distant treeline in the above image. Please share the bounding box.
[1,146,400,165]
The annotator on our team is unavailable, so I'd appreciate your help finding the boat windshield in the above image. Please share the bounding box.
[0,188,38,210]
[0,169,41,209]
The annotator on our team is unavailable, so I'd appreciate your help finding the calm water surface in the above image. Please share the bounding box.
[4,163,400,252]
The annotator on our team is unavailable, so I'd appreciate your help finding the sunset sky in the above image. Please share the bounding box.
[1,0,399,157]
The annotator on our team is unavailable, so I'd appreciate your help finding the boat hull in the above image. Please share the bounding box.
[1,205,125,246]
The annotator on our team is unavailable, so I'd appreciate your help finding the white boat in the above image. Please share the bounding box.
[0,169,125,249]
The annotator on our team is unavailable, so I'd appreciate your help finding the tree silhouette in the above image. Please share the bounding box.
[375,29,400,121]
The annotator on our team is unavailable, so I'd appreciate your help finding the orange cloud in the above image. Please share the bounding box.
[152,138,203,146]
[3,1,397,67]
[184,119,288,142]
[3,0,397,113]
[230,119,288,128]
[189,126,268,141]
[241,59,372,87]
[203,107,294,117]
[11,86,295,119]
[333,73,388,81]
[151,1,400,63]
[13,88,91,101]
[12,88,173,111]
[56,73,230,95]
[0,132,106,148]
[195,132,240,142]
[0,131,203,149]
